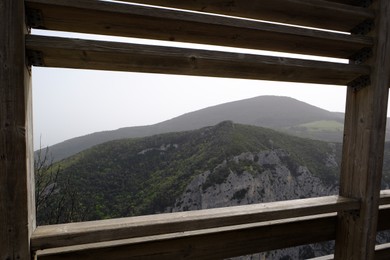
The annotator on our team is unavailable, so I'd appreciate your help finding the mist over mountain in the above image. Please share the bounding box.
[41,96,350,162]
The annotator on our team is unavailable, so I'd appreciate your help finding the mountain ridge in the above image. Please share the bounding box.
[41,96,348,162]
[37,121,342,224]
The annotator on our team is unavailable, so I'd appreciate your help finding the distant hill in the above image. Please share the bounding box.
[37,121,342,224]
[41,96,350,162]
[37,122,390,258]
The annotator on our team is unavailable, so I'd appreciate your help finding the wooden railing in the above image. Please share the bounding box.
[33,192,390,259]
[1,0,390,259]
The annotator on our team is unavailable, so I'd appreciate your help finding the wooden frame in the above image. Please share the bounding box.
[335,1,390,259]
[28,197,390,259]
[25,0,373,59]
[1,0,390,259]
[0,0,35,259]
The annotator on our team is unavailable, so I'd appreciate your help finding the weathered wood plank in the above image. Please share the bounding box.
[29,205,390,260]
[0,0,35,259]
[335,1,390,259]
[31,205,390,260]
[25,0,373,59]
[25,35,370,86]
[375,243,390,260]
[308,242,390,260]
[377,206,390,231]
[308,255,334,260]
[379,190,390,205]
[31,195,358,250]
[114,0,373,32]
[35,214,337,260]
[326,0,373,6]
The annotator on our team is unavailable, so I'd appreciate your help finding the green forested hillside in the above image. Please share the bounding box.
[37,121,345,225]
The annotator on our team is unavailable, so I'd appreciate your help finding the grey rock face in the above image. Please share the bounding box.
[168,149,339,259]
[172,149,337,213]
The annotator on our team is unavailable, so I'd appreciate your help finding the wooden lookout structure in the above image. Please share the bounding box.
[1,0,390,259]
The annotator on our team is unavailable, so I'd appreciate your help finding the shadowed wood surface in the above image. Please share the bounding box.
[25,0,373,59]
[0,0,387,259]
[31,195,359,251]
[0,0,35,259]
[335,0,390,259]
[31,205,390,260]
[113,0,373,32]
[25,35,370,86]
[326,0,373,6]
[375,243,390,260]
[380,190,390,205]
[35,214,337,260]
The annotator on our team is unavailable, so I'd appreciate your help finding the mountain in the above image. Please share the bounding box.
[38,121,343,224]
[42,96,348,162]
[37,121,390,258]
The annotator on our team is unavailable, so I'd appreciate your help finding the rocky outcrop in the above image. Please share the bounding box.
[168,149,339,259]
[171,149,337,213]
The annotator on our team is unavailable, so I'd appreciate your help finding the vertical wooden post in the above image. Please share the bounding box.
[0,0,35,259]
[335,1,390,259]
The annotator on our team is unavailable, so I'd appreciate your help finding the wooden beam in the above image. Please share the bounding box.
[29,205,390,260]
[25,35,370,86]
[377,206,390,231]
[375,243,390,260]
[31,195,358,251]
[326,0,373,6]
[309,243,390,260]
[25,0,373,59]
[35,214,337,260]
[335,1,390,259]
[0,0,35,259]
[379,190,390,205]
[113,0,373,32]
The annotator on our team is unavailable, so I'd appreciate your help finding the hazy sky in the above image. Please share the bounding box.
[33,67,348,148]
[32,30,353,149]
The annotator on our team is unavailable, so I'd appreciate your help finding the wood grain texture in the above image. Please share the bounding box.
[0,0,35,259]
[375,243,390,260]
[116,0,373,32]
[35,214,337,260]
[25,35,370,86]
[377,206,390,231]
[326,0,373,6]
[307,242,390,260]
[379,190,390,205]
[29,205,390,260]
[335,1,390,259]
[25,0,373,59]
[31,195,359,250]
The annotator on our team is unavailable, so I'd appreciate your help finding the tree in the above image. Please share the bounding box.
[34,146,85,225]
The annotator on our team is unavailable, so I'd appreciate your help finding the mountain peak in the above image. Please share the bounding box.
[41,96,345,162]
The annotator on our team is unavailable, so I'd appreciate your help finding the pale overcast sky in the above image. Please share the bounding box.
[32,30,352,148]
[33,67,348,148]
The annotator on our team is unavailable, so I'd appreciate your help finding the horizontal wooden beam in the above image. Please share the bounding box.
[25,35,370,86]
[25,0,373,59]
[326,0,373,6]
[116,0,373,32]
[377,206,390,231]
[375,243,390,260]
[35,214,337,260]
[31,205,390,260]
[31,195,358,251]
[380,190,390,205]
[308,243,390,260]
[31,194,390,259]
